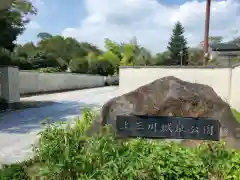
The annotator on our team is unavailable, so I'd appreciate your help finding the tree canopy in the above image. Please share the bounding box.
[0,0,36,51]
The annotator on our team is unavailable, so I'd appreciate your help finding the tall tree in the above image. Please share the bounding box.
[104,38,122,61]
[167,21,188,65]
[0,0,36,51]
[104,37,153,67]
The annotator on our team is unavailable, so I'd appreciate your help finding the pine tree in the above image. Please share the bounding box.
[167,21,188,65]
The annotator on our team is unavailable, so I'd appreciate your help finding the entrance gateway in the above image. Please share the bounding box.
[116,115,220,141]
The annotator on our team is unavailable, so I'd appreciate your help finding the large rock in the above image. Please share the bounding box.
[89,76,240,148]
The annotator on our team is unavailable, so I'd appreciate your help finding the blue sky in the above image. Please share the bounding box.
[19,0,239,52]
[18,0,87,42]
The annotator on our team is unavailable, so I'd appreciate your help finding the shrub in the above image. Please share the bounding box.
[2,109,240,179]
[31,52,60,69]
[31,109,240,180]
[68,57,89,73]
[11,57,34,70]
[0,163,29,180]
[0,48,13,66]
[88,59,115,76]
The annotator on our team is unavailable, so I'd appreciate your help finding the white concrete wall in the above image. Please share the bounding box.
[120,67,231,103]
[230,66,240,111]
[19,71,106,95]
[119,66,240,111]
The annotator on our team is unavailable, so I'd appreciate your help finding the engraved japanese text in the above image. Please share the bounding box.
[120,120,129,130]
[204,125,214,135]
[148,123,157,132]
[136,121,144,130]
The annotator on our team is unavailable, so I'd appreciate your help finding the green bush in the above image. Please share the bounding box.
[0,163,29,180]
[30,52,60,69]
[88,59,115,76]
[0,48,13,66]
[30,109,240,180]
[11,57,34,70]
[68,57,89,73]
[2,109,240,179]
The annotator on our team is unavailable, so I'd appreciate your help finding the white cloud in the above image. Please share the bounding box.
[26,21,41,30]
[30,0,44,8]
[62,0,240,53]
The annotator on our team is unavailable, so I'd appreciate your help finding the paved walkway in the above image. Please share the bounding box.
[0,86,121,166]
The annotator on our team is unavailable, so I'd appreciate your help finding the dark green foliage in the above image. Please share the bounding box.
[0,163,29,180]
[0,10,19,52]
[69,57,89,73]
[0,48,34,69]
[33,36,101,72]
[88,59,115,76]
[30,52,60,69]
[0,48,13,65]
[0,0,36,52]
[12,57,33,70]
[167,21,188,65]
[0,0,36,67]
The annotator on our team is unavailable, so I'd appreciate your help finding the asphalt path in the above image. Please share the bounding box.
[0,86,121,166]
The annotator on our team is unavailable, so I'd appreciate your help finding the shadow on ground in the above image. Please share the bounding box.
[0,100,100,134]
[0,100,57,113]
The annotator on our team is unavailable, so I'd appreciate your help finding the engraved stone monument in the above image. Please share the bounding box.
[89,76,240,148]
